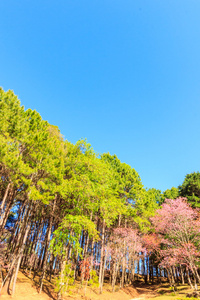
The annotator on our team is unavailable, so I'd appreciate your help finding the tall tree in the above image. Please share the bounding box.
[179,172,200,208]
[151,197,200,290]
[163,187,179,201]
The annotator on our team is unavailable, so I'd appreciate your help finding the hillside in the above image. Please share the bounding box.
[0,271,194,300]
[0,271,154,300]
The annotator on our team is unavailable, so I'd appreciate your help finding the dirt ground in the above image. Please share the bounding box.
[0,271,189,300]
[0,271,52,300]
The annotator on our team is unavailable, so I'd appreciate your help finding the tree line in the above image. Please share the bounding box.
[0,88,200,299]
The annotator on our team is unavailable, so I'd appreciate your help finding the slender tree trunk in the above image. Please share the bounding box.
[147,256,150,282]
[137,259,139,280]
[11,222,31,295]
[180,266,185,285]
[193,264,200,284]
[112,260,119,292]
[7,200,26,254]
[186,267,194,290]
[12,202,29,254]
[0,188,15,233]
[0,182,11,216]
[143,257,147,284]
[57,256,67,300]
[121,241,126,288]
[39,195,57,293]
[99,219,105,294]
[131,260,135,283]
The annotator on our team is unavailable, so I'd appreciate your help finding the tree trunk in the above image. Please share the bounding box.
[112,260,119,292]
[0,182,11,216]
[180,266,185,285]
[0,188,15,233]
[99,219,105,294]
[186,268,194,290]
[57,256,67,300]
[11,222,31,295]
[39,195,57,293]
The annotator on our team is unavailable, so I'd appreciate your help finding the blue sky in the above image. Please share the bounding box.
[0,0,200,191]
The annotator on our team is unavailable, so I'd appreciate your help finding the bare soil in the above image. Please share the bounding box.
[0,272,191,300]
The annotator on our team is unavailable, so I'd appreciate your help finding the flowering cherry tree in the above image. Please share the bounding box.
[150,197,200,290]
[107,227,143,291]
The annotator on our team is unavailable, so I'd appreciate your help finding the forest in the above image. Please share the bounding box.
[0,87,200,300]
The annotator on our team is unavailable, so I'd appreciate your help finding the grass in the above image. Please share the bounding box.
[152,284,197,300]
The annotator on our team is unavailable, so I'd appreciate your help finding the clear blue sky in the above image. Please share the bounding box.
[0,0,200,191]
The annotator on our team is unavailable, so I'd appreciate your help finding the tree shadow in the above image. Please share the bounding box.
[42,283,56,300]
[22,270,56,300]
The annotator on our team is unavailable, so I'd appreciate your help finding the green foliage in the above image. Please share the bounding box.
[88,270,98,286]
[50,214,99,257]
[101,153,146,226]
[2,87,190,295]
[163,187,179,202]
[134,188,159,232]
[179,172,200,208]
[55,262,75,293]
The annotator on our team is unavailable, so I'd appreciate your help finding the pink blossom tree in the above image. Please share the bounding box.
[107,227,143,291]
[151,197,200,290]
